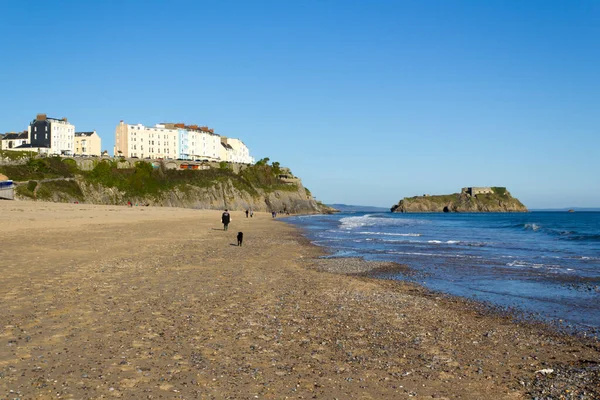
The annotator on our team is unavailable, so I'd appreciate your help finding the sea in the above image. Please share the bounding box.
[284,211,600,335]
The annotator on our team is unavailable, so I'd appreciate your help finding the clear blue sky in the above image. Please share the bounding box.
[1,0,598,208]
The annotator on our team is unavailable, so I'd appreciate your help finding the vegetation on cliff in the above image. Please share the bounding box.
[0,154,332,213]
[391,187,528,213]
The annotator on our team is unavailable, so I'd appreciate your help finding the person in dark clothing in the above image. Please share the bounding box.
[245,209,249,218]
[222,209,231,231]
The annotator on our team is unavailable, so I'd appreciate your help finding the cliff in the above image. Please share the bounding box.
[391,188,528,213]
[0,156,336,214]
[74,176,331,214]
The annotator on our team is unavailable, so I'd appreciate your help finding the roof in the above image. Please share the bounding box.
[75,132,95,137]
[220,142,233,150]
[15,144,49,149]
[2,132,28,140]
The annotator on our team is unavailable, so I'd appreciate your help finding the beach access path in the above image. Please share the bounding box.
[0,201,598,399]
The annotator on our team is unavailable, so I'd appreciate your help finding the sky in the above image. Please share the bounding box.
[1,0,598,209]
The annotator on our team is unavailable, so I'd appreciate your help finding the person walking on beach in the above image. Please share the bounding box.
[245,209,249,218]
[250,210,253,218]
[221,209,231,231]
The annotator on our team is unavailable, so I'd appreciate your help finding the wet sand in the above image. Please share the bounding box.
[0,201,598,399]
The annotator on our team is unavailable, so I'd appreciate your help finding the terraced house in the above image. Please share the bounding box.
[219,137,253,164]
[74,131,102,156]
[114,121,254,164]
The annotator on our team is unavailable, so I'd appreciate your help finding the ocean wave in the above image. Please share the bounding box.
[339,215,427,230]
[426,239,489,247]
[358,231,421,237]
[427,240,461,244]
[524,223,541,231]
[516,223,600,243]
[366,238,424,244]
[388,251,482,259]
[566,255,600,261]
[505,260,570,272]
[564,233,600,242]
[364,237,489,247]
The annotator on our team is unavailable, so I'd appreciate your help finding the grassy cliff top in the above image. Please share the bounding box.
[0,154,301,199]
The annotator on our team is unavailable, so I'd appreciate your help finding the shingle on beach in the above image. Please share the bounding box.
[0,201,598,399]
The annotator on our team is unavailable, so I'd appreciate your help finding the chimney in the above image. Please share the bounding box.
[36,113,47,121]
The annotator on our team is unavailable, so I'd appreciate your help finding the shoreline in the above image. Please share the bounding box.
[1,201,598,398]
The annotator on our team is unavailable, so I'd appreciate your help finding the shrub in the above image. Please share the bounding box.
[16,183,36,199]
[0,150,36,162]
[42,180,84,202]
[491,187,507,196]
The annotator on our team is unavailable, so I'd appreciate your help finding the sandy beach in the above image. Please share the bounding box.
[0,202,598,399]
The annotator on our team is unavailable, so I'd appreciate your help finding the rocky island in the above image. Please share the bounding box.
[391,187,528,213]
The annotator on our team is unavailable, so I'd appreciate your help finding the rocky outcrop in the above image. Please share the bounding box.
[391,189,528,213]
[15,176,335,214]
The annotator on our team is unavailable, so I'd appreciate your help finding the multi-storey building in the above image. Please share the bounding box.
[115,121,249,163]
[220,137,254,164]
[172,125,221,161]
[27,114,75,155]
[74,131,102,156]
[159,123,220,161]
[115,121,178,159]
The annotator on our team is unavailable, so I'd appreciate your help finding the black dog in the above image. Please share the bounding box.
[237,232,244,246]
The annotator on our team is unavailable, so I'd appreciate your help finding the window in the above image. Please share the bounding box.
[34,134,37,139]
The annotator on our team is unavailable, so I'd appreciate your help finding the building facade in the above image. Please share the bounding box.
[27,114,75,155]
[115,121,178,159]
[461,187,494,196]
[1,132,29,150]
[169,124,220,161]
[220,137,254,164]
[74,131,102,156]
[115,121,249,163]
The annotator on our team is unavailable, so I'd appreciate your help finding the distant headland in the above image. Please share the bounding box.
[391,187,528,213]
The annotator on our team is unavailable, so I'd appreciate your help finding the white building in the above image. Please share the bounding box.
[115,121,251,163]
[176,126,221,161]
[115,121,179,159]
[1,132,29,150]
[27,114,75,155]
[220,137,254,164]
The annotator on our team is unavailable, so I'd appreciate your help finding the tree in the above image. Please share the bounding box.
[255,157,270,166]
[272,161,281,175]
